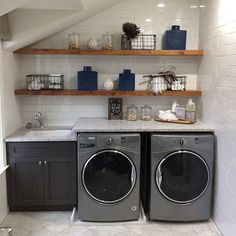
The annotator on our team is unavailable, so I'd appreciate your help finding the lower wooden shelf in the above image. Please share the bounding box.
[14,89,202,97]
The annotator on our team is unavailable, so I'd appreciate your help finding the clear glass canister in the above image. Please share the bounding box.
[102,32,114,50]
[127,104,139,121]
[140,104,152,121]
[68,32,80,49]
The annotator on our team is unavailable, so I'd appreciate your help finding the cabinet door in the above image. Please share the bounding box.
[9,158,44,206]
[44,157,76,206]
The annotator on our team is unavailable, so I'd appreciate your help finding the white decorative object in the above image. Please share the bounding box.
[87,38,98,50]
[158,110,178,121]
[171,81,184,91]
[104,79,114,90]
[28,78,44,91]
[151,77,167,94]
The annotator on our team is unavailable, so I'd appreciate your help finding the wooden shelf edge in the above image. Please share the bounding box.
[14,48,204,56]
[14,89,202,97]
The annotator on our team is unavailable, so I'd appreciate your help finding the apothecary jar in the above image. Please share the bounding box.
[127,104,139,121]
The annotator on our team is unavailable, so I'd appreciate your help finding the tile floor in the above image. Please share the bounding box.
[2,212,221,236]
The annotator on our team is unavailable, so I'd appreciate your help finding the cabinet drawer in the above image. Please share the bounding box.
[7,142,77,158]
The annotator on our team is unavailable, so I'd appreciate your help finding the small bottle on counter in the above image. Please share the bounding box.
[127,104,139,121]
[171,100,179,114]
[185,99,196,121]
[175,106,186,120]
[140,104,152,121]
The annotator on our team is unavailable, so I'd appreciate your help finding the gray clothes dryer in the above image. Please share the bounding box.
[78,133,140,222]
[146,133,214,221]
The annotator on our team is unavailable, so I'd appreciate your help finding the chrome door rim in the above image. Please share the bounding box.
[82,149,136,204]
[156,150,210,204]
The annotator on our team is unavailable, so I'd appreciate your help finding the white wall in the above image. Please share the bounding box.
[0,42,8,223]
[34,0,200,50]
[0,45,22,223]
[198,0,236,235]
[2,51,22,135]
[19,0,201,126]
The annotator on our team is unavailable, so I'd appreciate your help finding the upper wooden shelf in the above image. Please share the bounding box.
[14,89,202,97]
[14,48,204,56]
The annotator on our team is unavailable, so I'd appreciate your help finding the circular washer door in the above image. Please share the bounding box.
[156,150,209,204]
[82,150,136,204]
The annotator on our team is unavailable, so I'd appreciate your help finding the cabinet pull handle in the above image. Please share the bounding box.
[39,161,42,165]
[44,161,47,165]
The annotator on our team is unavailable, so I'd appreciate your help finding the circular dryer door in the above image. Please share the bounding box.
[82,150,136,204]
[156,150,209,204]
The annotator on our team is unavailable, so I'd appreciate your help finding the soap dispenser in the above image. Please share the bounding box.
[185,99,196,121]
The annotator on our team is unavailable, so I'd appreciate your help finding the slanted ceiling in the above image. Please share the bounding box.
[2,0,123,51]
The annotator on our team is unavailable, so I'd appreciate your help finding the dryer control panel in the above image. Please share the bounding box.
[78,133,140,151]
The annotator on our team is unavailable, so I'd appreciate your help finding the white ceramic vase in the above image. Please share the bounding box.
[87,38,98,50]
[104,79,114,90]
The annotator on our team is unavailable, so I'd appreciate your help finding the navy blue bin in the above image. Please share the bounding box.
[77,66,97,90]
[164,25,187,50]
[119,69,135,91]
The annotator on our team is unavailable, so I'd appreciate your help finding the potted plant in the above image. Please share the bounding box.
[121,22,140,50]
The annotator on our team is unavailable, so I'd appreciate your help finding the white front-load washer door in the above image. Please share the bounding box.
[82,150,136,204]
[156,150,210,204]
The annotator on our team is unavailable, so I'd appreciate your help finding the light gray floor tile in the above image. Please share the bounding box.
[2,212,221,236]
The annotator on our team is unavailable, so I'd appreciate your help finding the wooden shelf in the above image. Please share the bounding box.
[14,48,204,56]
[14,89,202,97]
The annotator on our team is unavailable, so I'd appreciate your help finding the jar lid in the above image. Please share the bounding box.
[128,104,138,108]
[141,104,151,108]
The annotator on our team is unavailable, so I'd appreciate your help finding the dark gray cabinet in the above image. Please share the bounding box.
[9,157,44,206]
[7,142,77,211]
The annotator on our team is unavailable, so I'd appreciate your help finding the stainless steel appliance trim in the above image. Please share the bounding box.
[155,150,210,204]
[82,149,136,205]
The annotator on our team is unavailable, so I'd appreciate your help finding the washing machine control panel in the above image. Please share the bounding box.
[106,137,113,145]
[79,136,96,149]
[180,138,187,146]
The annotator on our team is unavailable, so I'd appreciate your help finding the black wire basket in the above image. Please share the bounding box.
[164,76,187,91]
[26,74,64,91]
[121,34,156,50]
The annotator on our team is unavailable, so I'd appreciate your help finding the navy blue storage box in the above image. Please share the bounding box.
[119,69,135,91]
[77,66,97,90]
[164,25,187,50]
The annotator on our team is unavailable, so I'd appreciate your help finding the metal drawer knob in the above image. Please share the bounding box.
[180,138,187,146]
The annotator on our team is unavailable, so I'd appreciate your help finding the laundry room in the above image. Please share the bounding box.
[0,0,235,235]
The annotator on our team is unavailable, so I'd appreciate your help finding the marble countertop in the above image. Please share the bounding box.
[5,126,77,142]
[73,117,214,132]
[5,118,214,142]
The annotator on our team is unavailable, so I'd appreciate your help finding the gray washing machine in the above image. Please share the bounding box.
[78,133,140,222]
[145,133,214,221]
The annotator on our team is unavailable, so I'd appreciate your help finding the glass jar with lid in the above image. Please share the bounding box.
[102,32,114,50]
[127,104,139,121]
[68,32,80,49]
[140,104,152,121]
